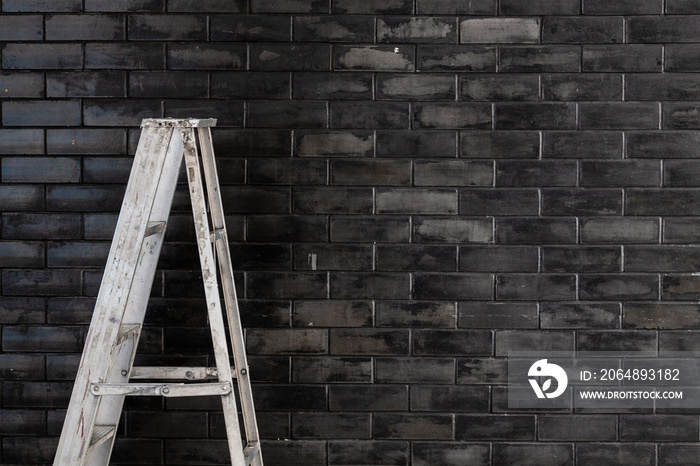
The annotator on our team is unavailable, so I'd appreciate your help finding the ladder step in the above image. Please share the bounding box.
[145,221,167,237]
[244,442,260,466]
[115,323,141,347]
[88,425,116,453]
[131,366,224,380]
[90,382,231,397]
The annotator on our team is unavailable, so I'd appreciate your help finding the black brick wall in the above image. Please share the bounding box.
[2,1,700,465]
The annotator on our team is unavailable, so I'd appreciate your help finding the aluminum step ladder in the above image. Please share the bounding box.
[54,118,263,466]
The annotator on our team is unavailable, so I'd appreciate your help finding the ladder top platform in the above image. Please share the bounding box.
[141,118,217,128]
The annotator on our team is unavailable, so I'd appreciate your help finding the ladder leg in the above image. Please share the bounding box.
[182,128,247,466]
[198,126,263,466]
[54,127,184,465]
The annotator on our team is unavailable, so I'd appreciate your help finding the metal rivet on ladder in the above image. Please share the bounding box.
[162,387,170,394]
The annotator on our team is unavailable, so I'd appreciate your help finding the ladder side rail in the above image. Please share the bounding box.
[85,129,186,465]
[54,127,178,465]
[182,128,247,466]
[197,127,263,466]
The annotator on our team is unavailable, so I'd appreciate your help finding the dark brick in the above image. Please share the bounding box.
[297,130,372,157]
[0,72,44,99]
[417,45,496,71]
[542,74,622,101]
[331,159,410,186]
[0,185,44,211]
[0,354,45,380]
[627,131,700,158]
[628,73,700,100]
[329,385,408,411]
[413,103,492,129]
[2,437,60,463]
[0,239,43,268]
[2,43,83,69]
[249,159,326,185]
[294,187,372,214]
[586,0,661,13]
[666,45,700,71]
[46,14,125,40]
[330,272,410,299]
[583,45,663,72]
[543,131,622,159]
[412,442,490,466]
[620,415,699,441]
[542,189,622,216]
[377,244,456,272]
[0,15,42,40]
[625,246,700,272]
[85,43,165,69]
[580,275,659,300]
[332,102,409,130]
[295,15,373,42]
[330,329,409,355]
[577,443,655,466]
[664,102,700,129]
[3,157,80,183]
[658,445,700,465]
[3,381,72,408]
[2,100,81,126]
[500,46,581,72]
[293,413,370,439]
[503,0,578,13]
[543,17,623,44]
[539,415,617,441]
[378,16,457,44]
[664,218,700,243]
[164,99,243,127]
[581,217,659,244]
[413,273,493,301]
[581,160,660,187]
[333,0,412,14]
[662,275,700,300]
[375,357,455,383]
[376,188,457,214]
[0,297,45,325]
[456,415,535,440]
[211,15,290,41]
[461,18,540,43]
[659,330,700,350]
[374,413,452,440]
[129,71,208,98]
[85,0,163,11]
[497,160,577,186]
[495,330,574,356]
[2,269,81,296]
[459,302,537,329]
[414,160,492,187]
[496,274,576,301]
[169,0,245,12]
[47,128,126,154]
[628,16,700,43]
[541,303,620,329]
[247,272,326,299]
[667,0,700,13]
[376,301,456,328]
[292,356,371,383]
[413,217,493,243]
[461,74,538,101]
[460,246,538,272]
[624,303,700,329]
[128,14,206,40]
[47,71,126,98]
[168,43,246,70]
[542,246,621,273]
[294,73,371,100]
[47,186,125,211]
[331,216,410,242]
[460,189,539,216]
[495,103,577,130]
[456,357,507,384]
[329,440,409,465]
[627,189,700,215]
[248,101,326,129]
[378,74,455,100]
[493,444,573,466]
[413,329,492,356]
[460,131,540,159]
[293,244,373,271]
[213,72,289,99]
[411,385,488,412]
[251,0,327,13]
[496,218,577,244]
[3,0,81,11]
[334,45,415,71]
[580,103,660,130]
[252,44,330,71]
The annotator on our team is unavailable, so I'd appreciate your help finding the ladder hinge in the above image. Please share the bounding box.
[209,228,225,243]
